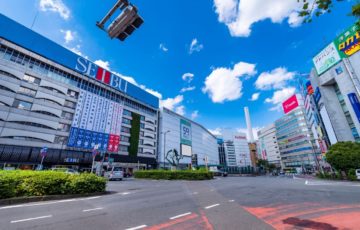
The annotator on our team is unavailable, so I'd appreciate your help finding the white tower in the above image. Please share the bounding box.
[244,107,254,143]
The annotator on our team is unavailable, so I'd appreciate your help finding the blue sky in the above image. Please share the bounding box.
[0,0,357,138]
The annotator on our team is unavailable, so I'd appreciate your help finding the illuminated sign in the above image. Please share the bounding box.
[334,24,360,58]
[180,119,192,146]
[282,95,299,114]
[313,42,341,75]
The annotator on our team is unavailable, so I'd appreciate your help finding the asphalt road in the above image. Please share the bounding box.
[1,176,360,230]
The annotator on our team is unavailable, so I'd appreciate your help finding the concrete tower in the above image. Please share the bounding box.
[244,107,254,143]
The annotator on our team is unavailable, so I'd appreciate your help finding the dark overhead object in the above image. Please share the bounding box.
[96,0,144,42]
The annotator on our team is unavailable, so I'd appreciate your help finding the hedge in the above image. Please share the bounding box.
[134,170,213,180]
[0,170,106,199]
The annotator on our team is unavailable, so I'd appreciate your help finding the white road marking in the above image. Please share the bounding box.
[210,189,215,192]
[305,180,308,185]
[11,215,52,223]
[228,200,235,202]
[82,207,103,212]
[118,192,131,195]
[192,192,198,195]
[205,203,220,209]
[125,224,147,230]
[0,196,102,210]
[305,180,360,187]
[169,212,192,220]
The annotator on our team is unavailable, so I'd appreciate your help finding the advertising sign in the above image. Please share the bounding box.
[314,87,321,104]
[282,95,299,114]
[334,24,360,58]
[180,119,192,146]
[313,42,341,75]
[348,93,360,123]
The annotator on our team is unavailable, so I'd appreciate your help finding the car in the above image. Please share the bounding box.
[356,169,360,180]
[212,170,228,177]
[104,166,124,181]
[51,168,79,175]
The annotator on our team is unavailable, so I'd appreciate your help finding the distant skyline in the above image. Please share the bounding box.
[0,0,356,138]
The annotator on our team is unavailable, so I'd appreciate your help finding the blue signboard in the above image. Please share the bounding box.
[348,93,360,123]
[0,14,159,108]
[314,87,321,104]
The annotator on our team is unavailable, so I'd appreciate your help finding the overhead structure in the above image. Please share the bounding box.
[96,0,144,42]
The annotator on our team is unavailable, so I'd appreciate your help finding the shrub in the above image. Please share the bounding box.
[134,170,213,180]
[347,169,357,181]
[0,170,106,199]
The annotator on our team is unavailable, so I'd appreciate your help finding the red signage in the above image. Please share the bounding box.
[282,95,299,114]
[235,136,246,140]
[107,135,120,152]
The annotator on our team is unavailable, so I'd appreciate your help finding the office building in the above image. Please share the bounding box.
[222,130,252,167]
[275,95,320,172]
[158,108,219,168]
[257,124,281,167]
[310,23,360,144]
[0,14,159,170]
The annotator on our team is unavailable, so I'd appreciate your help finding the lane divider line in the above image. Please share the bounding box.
[125,224,147,230]
[82,207,103,212]
[169,212,192,220]
[11,215,53,223]
[193,192,198,195]
[205,203,220,209]
[228,200,235,202]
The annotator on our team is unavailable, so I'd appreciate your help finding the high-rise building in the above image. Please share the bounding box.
[222,130,252,167]
[257,124,281,168]
[158,108,219,168]
[309,23,360,144]
[275,95,320,172]
[0,14,159,171]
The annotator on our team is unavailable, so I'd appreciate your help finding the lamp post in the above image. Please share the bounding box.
[162,130,170,169]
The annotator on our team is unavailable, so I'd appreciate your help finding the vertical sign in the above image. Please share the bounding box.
[282,95,299,114]
[180,119,192,146]
[348,93,360,123]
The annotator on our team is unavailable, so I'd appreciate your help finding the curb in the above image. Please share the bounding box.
[0,191,111,206]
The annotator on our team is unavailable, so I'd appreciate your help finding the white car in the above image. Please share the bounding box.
[356,169,360,180]
[51,168,79,175]
[104,167,124,181]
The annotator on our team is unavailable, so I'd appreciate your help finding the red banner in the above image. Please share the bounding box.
[107,134,120,152]
[282,95,299,114]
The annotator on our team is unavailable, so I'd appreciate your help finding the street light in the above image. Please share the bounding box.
[162,130,170,169]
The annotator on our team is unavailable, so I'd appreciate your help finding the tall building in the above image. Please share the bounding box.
[158,108,219,168]
[217,137,227,167]
[257,124,281,167]
[222,130,252,167]
[310,23,360,144]
[275,95,320,172]
[0,14,159,170]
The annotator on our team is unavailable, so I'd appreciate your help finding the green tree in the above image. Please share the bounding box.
[298,0,360,26]
[326,141,360,172]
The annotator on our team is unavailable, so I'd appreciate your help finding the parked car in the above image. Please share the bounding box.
[104,166,124,181]
[212,170,228,177]
[51,168,79,174]
[356,169,360,180]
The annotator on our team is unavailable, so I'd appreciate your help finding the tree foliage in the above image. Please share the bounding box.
[326,141,360,172]
[298,0,360,26]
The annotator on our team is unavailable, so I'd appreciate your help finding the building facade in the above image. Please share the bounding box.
[257,124,281,167]
[310,23,360,145]
[0,14,159,170]
[222,130,252,167]
[158,108,219,168]
[275,97,320,172]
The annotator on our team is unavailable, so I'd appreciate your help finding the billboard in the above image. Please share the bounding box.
[67,89,123,152]
[282,95,299,114]
[313,42,341,75]
[180,119,192,146]
[348,93,360,123]
[334,24,360,58]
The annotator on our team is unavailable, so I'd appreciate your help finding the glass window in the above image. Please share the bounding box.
[64,100,76,109]
[140,123,145,128]
[18,86,36,97]
[13,99,32,110]
[138,148,143,153]
[61,111,73,120]
[122,118,131,125]
[23,74,40,85]
[57,123,70,132]
[119,145,128,152]
[120,135,129,142]
[123,109,131,116]
[121,126,130,133]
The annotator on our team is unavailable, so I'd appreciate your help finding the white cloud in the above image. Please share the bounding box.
[180,86,196,93]
[160,95,185,115]
[175,105,185,116]
[182,73,194,83]
[209,128,222,136]
[60,29,75,43]
[94,59,110,70]
[39,0,70,20]
[159,43,168,52]
[255,67,296,90]
[249,92,260,101]
[202,61,257,103]
[189,38,203,54]
[93,60,162,99]
[213,0,303,37]
[191,110,199,120]
[265,87,296,111]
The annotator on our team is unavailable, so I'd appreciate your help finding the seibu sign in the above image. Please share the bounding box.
[282,94,299,114]
[75,57,128,93]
